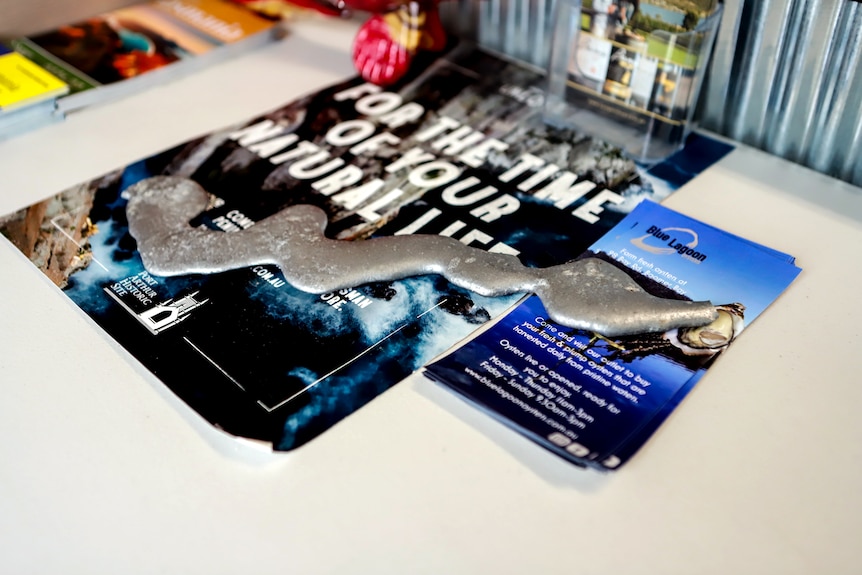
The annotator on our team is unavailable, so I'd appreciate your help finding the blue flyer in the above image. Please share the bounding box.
[424,200,802,470]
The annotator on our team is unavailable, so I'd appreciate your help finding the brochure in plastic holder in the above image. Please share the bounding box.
[544,0,723,163]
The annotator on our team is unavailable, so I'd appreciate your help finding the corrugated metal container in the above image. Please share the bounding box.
[441,0,862,186]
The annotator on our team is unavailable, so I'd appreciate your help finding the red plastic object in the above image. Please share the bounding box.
[234,0,448,86]
[352,1,446,85]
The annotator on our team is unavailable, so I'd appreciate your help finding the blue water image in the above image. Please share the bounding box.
[640,3,686,26]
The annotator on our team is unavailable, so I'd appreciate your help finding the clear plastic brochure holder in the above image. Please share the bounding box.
[544,0,724,164]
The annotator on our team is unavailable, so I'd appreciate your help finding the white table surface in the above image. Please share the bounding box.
[2,15,861,575]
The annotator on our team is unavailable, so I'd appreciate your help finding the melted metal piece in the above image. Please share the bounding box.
[125,176,718,337]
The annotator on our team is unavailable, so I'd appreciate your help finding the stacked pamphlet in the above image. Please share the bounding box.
[0,43,734,455]
[424,200,802,470]
[7,0,281,114]
[0,44,68,139]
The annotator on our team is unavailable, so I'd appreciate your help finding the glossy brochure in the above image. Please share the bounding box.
[425,199,801,470]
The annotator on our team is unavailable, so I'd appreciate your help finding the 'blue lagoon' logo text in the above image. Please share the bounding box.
[631,225,707,263]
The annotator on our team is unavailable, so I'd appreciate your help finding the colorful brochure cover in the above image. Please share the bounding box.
[424,200,801,470]
[0,44,68,113]
[9,0,278,112]
[0,44,732,454]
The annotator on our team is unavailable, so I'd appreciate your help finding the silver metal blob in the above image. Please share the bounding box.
[125,176,718,337]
